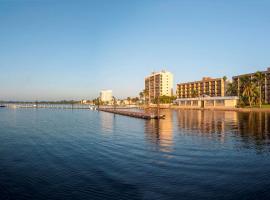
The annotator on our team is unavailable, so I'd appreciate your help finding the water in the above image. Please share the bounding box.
[0,108,270,200]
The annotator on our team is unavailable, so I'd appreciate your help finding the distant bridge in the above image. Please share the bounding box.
[2,103,96,110]
[2,103,139,110]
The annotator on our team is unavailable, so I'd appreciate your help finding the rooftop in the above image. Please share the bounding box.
[177,77,224,85]
[233,67,270,78]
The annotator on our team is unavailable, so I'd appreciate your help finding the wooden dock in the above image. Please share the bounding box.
[97,108,165,120]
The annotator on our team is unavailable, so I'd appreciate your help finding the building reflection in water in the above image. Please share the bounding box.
[237,112,270,145]
[99,112,114,134]
[98,108,270,152]
[177,110,238,142]
[176,110,270,149]
[144,109,174,152]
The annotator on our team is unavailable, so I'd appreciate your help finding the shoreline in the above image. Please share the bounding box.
[170,107,270,113]
[140,105,270,112]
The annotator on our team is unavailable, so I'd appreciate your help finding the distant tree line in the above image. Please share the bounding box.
[153,95,176,104]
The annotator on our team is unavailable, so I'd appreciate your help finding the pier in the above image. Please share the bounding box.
[97,108,165,120]
[1,103,165,119]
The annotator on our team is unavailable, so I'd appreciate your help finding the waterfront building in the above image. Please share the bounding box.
[176,77,226,99]
[232,67,270,104]
[145,70,173,103]
[174,96,239,108]
[80,100,87,104]
[100,90,113,103]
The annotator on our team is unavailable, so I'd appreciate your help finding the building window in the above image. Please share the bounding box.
[205,100,214,106]
[215,100,225,106]
[193,101,198,106]
[186,101,191,105]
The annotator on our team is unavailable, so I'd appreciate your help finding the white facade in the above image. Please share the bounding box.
[145,70,173,102]
[174,96,239,108]
[100,90,113,102]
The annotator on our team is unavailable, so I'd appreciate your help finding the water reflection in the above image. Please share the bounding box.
[143,109,270,152]
[99,112,114,133]
[176,110,270,134]
[144,110,173,152]
[177,110,238,142]
[237,112,270,150]
[176,110,270,151]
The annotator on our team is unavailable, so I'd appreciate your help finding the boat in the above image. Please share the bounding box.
[0,105,6,108]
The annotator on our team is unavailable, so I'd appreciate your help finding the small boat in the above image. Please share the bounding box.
[89,106,96,110]
[0,105,6,108]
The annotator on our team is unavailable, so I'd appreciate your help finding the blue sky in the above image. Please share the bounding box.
[0,0,270,101]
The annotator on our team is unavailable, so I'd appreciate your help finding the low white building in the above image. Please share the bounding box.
[100,90,113,103]
[174,96,239,108]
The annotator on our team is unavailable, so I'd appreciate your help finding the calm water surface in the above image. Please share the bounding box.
[0,108,270,200]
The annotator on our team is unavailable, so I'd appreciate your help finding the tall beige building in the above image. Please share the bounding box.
[145,70,173,103]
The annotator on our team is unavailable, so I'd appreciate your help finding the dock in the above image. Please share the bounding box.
[97,108,165,120]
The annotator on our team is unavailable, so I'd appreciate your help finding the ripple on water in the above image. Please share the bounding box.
[1,109,270,200]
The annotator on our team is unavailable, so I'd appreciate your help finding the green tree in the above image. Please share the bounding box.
[254,71,265,108]
[242,79,257,107]
[226,82,237,96]
[112,96,117,110]
[154,95,176,104]
[127,97,131,105]
[120,100,124,105]
[143,89,149,105]
[191,89,198,98]
[238,76,250,106]
[132,97,139,104]
[139,91,144,100]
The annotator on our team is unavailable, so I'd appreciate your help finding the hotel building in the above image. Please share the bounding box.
[145,70,173,103]
[232,68,270,104]
[176,77,226,98]
[100,90,113,103]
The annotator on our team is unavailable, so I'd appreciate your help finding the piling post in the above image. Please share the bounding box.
[157,94,160,119]
[113,96,117,111]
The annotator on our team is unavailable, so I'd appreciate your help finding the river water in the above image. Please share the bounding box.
[0,108,270,200]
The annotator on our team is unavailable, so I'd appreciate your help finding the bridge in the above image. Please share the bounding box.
[2,103,96,110]
[1,103,139,110]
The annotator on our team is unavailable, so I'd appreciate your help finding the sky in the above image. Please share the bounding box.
[0,0,270,101]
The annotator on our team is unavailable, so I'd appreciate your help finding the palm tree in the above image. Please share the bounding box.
[112,96,117,110]
[254,71,265,108]
[133,97,139,102]
[120,100,124,105]
[239,76,250,105]
[139,91,144,100]
[127,97,131,106]
[226,82,237,96]
[242,79,257,107]
[143,89,149,106]
[191,89,198,98]
[139,91,144,105]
